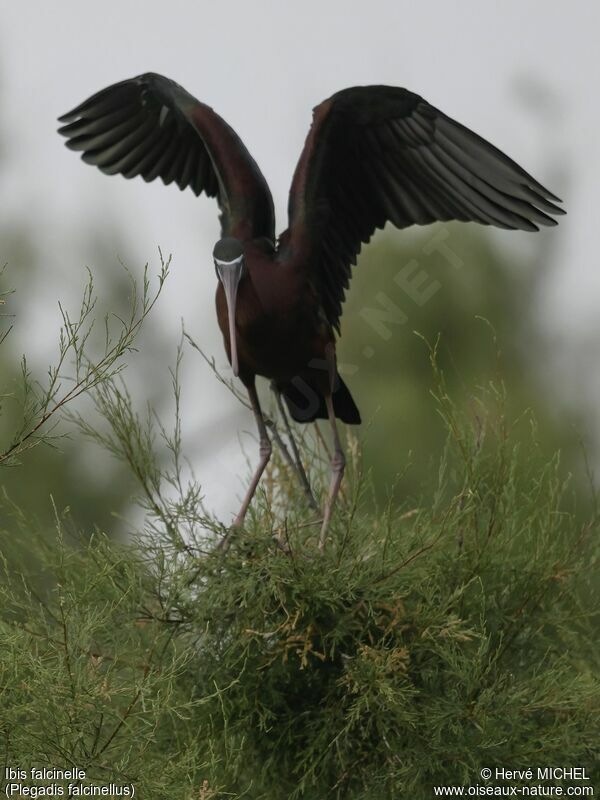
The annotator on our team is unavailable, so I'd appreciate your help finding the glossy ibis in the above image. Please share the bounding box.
[58,74,564,548]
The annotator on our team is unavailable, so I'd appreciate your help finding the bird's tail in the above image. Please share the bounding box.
[280,374,361,425]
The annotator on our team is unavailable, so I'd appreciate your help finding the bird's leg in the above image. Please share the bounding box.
[234,382,272,527]
[318,392,346,552]
[217,382,271,552]
[272,385,318,511]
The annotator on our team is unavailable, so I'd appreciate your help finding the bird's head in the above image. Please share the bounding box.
[213,237,245,377]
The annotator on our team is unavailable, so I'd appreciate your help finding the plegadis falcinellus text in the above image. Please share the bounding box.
[58,74,564,548]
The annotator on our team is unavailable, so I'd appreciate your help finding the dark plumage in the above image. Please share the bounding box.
[59,73,564,545]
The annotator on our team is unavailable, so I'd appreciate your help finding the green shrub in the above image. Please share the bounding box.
[1,373,598,799]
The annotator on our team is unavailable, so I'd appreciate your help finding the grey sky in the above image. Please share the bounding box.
[0,1,598,518]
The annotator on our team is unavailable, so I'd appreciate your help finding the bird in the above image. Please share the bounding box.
[58,73,564,549]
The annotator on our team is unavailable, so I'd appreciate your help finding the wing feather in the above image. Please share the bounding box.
[59,72,275,241]
[282,85,564,330]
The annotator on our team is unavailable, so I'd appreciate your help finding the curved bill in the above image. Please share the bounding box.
[215,258,243,377]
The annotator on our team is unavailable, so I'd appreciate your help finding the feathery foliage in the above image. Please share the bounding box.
[1,270,599,799]
[0,254,169,468]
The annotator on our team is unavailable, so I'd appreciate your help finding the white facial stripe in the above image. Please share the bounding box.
[158,105,170,126]
[214,255,244,268]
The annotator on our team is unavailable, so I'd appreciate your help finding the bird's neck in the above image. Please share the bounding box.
[234,272,265,330]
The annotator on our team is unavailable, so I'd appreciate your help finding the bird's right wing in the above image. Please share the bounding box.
[280,86,565,330]
[58,72,275,242]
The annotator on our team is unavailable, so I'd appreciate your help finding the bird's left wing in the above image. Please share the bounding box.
[280,85,565,331]
[58,73,275,242]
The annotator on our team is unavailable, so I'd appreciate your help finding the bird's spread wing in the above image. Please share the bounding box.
[58,73,275,242]
[280,86,565,330]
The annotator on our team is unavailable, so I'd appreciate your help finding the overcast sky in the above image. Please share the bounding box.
[0,1,597,519]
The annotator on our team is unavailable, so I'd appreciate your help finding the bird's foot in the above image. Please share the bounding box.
[214,515,244,554]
